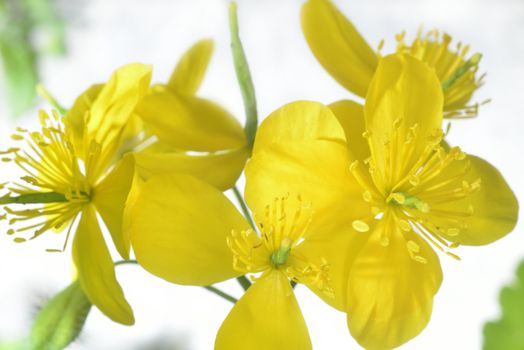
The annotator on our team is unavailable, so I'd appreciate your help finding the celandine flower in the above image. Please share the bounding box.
[128,172,334,349]
[0,64,152,325]
[244,54,518,349]
[133,39,249,191]
[302,0,486,118]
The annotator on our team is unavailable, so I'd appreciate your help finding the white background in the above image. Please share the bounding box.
[0,0,523,349]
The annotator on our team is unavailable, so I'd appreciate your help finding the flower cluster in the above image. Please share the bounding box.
[0,1,518,349]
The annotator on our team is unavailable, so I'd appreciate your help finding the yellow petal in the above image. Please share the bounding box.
[215,270,312,350]
[423,155,518,245]
[72,205,134,325]
[246,140,370,238]
[137,88,246,152]
[167,39,214,95]
[88,63,152,150]
[129,174,249,286]
[301,0,377,97]
[346,212,442,349]
[365,54,443,185]
[92,155,135,259]
[65,84,103,152]
[328,100,370,161]
[294,228,368,311]
[252,100,346,155]
[133,146,248,191]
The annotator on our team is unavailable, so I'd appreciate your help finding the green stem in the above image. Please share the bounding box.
[236,275,252,292]
[204,286,238,304]
[114,259,138,267]
[231,185,255,291]
[0,192,68,205]
[114,259,238,304]
[232,186,256,229]
[229,1,258,149]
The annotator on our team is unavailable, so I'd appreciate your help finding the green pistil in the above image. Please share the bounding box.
[388,192,430,213]
[271,246,291,268]
[441,53,482,92]
[0,192,68,205]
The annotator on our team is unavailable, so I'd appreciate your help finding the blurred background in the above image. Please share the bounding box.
[0,0,523,349]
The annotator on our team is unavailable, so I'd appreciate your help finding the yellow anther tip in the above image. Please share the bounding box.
[352,220,370,233]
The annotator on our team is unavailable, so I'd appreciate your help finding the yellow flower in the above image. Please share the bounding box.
[1,63,152,325]
[128,172,335,349]
[302,0,486,119]
[245,54,518,349]
[133,39,249,191]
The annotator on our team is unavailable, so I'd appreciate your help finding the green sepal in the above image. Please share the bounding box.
[30,280,92,350]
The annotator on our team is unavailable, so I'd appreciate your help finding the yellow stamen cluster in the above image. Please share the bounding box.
[350,118,481,262]
[393,29,487,119]
[226,195,333,296]
[0,110,90,248]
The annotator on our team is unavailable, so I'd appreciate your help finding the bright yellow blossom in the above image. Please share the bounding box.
[128,172,335,349]
[1,63,152,325]
[133,39,249,191]
[302,0,486,118]
[244,54,518,349]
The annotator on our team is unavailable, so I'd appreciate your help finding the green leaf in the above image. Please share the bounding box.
[228,1,258,150]
[31,281,92,350]
[0,32,38,117]
[24,0,66,55]
[483,260,524,350]
[0,339,28,350]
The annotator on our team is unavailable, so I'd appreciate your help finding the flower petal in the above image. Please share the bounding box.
[72,205,134,325]
[92,155,135,259]
[65,84,103,151]
[167,39,214,95]
[294,228,368,311]
[365,54,443,186]
[132,146,248,191]
[88,63,152,150]
[423,155,518,245]
[137,89,246,152]
[246,140,370,238]
[346,212,442,349]
[129,174,249,286]
[301,0,377,97]
[328,100,369,160]
[252,100,346,155]
[215,270,312,350]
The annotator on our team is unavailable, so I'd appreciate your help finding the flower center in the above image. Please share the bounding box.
[387,192,430,213]
[227,195,333,296]
[270,237,292,268]
[0,110,91,250]
[393,29,488,119]
[349,120,480,261]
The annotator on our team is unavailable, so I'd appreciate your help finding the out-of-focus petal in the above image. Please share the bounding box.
[301,0,377,97]
[137,88,245,152]
[167,39,214,95]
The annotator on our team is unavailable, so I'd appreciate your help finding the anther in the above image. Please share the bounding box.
[352,220,370,233]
